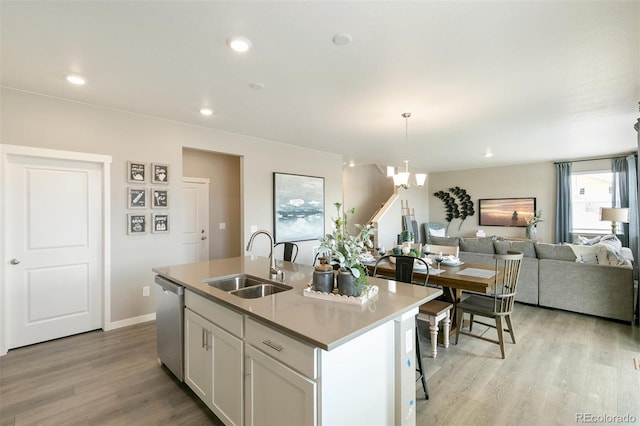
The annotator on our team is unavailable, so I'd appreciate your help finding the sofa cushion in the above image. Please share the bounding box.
[510,241,536,258]
[459,237,495,254]
[429,236,459,247]
[493,240,511,255]
[534,243,577,261]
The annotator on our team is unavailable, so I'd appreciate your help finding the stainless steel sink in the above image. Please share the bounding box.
[205,274,291,298]
[229,284,289,299]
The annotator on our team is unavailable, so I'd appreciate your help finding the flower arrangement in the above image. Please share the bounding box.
[319,202,374,280]
[525,210,543,239]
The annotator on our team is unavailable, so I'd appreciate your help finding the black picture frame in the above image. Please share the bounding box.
[273,172,324,243]
[478,197,536,227]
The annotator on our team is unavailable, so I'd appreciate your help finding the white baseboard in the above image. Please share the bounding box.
[105,313,156,331]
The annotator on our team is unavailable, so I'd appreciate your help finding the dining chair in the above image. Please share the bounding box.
[372,254,431,399]
[454,251,523,359]
[274,242,299,262]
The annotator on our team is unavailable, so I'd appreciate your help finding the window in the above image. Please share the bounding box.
[571,171,612,233]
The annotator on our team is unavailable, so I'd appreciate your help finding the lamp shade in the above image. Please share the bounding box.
[600,207,629,223]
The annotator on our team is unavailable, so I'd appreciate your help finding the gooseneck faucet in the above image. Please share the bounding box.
[246,230,284,281]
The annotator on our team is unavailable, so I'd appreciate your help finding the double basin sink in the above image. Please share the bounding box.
[205,274,292,299]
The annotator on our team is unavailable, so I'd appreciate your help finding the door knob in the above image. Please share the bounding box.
[201,236,207,240]
[10,258,20,265]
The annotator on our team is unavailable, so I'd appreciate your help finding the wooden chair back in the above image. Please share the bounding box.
[491,251,523,315]
[372,254,430,286]
[274,242,299,262]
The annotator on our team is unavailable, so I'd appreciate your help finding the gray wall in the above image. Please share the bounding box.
[428,162,556,242]
[1,88,343,324]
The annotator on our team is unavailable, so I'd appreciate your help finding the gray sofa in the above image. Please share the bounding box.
[429,235,635,322]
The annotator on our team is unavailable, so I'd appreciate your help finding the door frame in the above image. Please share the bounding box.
[0,144,112,356]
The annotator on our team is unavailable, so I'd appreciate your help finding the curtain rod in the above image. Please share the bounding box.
[554,152,637,165]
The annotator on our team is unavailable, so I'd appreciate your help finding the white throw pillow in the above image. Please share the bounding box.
[430,227,446,237]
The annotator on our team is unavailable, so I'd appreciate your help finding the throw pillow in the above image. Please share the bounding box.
[493,240,511,255]
[568,244,599,263]
[459,237,495,254]
[534,243,577,261]
[429,236,459,247]
[429,227,446,237]
[510,241,536,258]
[577,252,599,264]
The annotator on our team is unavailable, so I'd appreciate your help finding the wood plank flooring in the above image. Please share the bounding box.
[1,303,638,425]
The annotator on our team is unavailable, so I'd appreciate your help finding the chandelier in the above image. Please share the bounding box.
[392,112,427,189]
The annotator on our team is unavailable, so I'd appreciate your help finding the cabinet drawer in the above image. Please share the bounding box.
[185,290,243,338]
[245,317,317,379]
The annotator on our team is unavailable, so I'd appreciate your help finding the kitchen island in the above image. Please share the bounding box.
[153,256,442,426]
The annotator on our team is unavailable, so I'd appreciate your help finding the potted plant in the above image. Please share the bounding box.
[319,202,374,296]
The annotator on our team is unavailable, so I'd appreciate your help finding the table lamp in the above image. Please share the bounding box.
[600,207,629,234]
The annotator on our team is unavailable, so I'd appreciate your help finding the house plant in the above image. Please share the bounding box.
[319,202,374,296]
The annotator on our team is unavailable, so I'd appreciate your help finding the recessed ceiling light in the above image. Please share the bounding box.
[348,160,355,168]
[66,75,86,85]
[332,33,352,46]
[200,108,214,116]
[483,152,494,158]
[227,37,252,53]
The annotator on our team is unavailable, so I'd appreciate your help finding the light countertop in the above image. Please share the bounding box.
[153,256,442,351]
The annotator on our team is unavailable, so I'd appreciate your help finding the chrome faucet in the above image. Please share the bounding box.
[246,230,284,281]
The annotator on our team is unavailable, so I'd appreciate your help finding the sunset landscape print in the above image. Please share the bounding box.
[478,198,536,227]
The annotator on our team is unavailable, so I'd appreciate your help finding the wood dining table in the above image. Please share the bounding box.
[366,258,503,336]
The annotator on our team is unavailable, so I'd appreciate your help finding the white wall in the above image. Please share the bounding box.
[427,162,556,242]
[1,88,343,324]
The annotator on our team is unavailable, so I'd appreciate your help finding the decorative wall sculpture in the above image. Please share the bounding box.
[434,187,475,229]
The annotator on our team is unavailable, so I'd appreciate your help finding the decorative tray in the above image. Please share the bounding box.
[303,284,379,305]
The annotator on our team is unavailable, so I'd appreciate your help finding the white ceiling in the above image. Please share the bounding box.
[1,1,638,173]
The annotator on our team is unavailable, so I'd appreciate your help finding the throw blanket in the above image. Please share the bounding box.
[573,235,629,266]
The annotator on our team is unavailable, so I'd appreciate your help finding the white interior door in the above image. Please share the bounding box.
[181,177,210,263]
[4,153,105,350]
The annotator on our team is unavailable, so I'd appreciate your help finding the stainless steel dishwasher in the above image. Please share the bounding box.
[154,275,184,381]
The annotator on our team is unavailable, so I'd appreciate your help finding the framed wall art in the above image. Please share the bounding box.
[127,213,147,234]
[151,188,168,208]
[273,172,324,243]
[151,163,169,184]
[127,187,147,209]
[478,197,536,227]
[127,161,147,183]
[152,213,169,233]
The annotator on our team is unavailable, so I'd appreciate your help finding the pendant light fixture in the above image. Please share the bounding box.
[393,112,427,189]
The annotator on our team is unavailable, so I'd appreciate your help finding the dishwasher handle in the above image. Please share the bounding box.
[154,275,184,296]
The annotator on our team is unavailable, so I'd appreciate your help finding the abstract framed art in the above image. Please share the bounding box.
[273,172,324,243]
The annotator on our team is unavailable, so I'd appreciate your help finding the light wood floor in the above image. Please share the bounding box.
[1,304,638,426]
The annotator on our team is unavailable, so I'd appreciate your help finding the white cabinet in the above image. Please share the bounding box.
[184,309,212,401]
[184,291,243,426]
[244,344,316,426]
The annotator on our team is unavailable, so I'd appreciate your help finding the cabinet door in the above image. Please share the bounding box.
[210,323,243,426]
[244,345,316,426]
[184,309,211,405]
